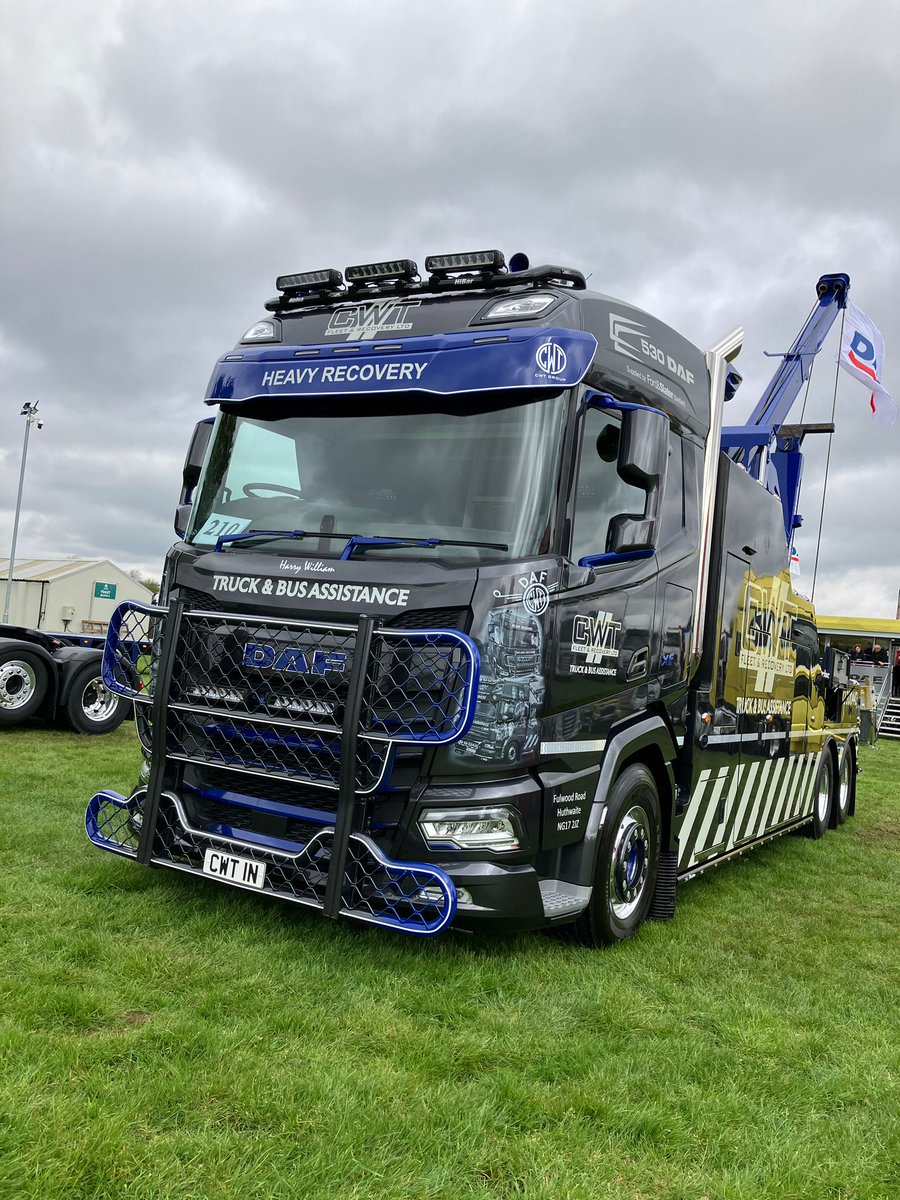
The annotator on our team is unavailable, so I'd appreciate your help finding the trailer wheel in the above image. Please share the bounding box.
[0,648,49,726]
[59,663,130,735]
[805,750,834,839]
[571,763,661,947]
[832,748,853,826]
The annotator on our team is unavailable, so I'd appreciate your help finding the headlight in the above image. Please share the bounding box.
[241,320,279,342]
[418,806,521,851]
[479,293,557,321]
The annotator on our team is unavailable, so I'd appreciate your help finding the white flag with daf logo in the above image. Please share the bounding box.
[839,303,898,427]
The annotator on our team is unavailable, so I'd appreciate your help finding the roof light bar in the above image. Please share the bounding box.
[345,259,419,284]
[276,268,344,292]
[426,250,505,275]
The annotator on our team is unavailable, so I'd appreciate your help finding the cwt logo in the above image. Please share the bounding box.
[572,610,621,663]
[535,341,568,376]
[325,299,420,340]
[242,643,347,675]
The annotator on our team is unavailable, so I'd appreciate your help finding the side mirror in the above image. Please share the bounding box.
[175,418,214,538]
[609,406,669,554]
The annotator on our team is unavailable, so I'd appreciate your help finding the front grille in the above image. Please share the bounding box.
[185,792,327,849]
[385,607,468,631]
[167,707,390,791]
[104,602,477,796]
[191,766,340,811]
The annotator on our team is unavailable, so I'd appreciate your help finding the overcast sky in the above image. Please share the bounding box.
[2,0,898,616]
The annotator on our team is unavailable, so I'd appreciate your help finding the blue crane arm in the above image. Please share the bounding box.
[720,272,850,544]
[745,272,850,431]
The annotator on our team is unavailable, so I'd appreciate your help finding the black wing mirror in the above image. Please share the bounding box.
[579,395,669,564]
[175,418,214,538]
[608,404,669,554]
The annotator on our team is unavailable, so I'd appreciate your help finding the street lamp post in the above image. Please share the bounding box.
[2,402,44,625]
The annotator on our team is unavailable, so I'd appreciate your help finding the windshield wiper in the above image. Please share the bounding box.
[339,535,509,559]
[213,528,509,557]
[214,529,314,552]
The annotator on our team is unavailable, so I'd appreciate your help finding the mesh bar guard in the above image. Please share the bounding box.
[86,789,457,935]
[102,601,479,789]
[91,598,478,936]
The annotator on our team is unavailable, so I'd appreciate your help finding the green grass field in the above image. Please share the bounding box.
[0,725,897,1200]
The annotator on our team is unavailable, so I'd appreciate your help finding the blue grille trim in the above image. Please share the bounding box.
[86,790,140,858]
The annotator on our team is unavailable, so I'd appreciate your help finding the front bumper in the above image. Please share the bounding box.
[86,789,457,936]
[85,788,582,935]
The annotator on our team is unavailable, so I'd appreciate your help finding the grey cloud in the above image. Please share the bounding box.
[1,0,899,615]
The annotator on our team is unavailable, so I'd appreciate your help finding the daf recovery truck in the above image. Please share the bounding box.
[86,252,860,944]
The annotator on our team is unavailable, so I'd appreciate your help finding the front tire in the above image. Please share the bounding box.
[571,763,661,947]
[0,648,49,726]
[59,663,130,734]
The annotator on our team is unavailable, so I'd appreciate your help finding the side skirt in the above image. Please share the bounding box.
[677,813,814,883]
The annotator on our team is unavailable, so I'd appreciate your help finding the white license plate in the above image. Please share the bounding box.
[202,847,267,890]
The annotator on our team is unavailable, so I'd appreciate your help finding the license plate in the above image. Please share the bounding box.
[202,847,267,890]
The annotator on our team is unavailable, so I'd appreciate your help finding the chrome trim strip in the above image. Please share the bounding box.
[692,326,744,662]
[168,700,341,735]
[539,738,607,754]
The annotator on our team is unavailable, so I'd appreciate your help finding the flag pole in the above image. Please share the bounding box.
[811,308,847,603]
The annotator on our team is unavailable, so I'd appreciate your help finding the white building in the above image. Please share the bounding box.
[0,558,155,633]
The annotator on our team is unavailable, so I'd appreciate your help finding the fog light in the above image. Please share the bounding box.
[419,807,521,851]
[415,885,472,906]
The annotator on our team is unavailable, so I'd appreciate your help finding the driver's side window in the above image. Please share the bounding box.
[222,420,302,500]
[570,410,646,563]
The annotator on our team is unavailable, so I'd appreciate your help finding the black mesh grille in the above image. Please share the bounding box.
[185,792,327,849]
[189,766,340,811]
[385,607,468,631]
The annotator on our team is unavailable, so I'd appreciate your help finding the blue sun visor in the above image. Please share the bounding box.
[205,327,598,404]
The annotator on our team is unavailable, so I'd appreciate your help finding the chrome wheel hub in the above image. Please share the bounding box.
[80,677,119,722]
[838,756,851,815]
[609,804,650,919]
[816,762,831,823]
[0,661,37,711]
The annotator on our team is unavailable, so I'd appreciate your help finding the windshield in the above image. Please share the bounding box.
[187,395,568,562]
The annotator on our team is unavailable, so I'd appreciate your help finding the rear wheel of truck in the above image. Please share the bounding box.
[0,648,49,726]
[805,750,834,839]
[832,747,854,826]
[59,664,130,735]
[571,763,661,947]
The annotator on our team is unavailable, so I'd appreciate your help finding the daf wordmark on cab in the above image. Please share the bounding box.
[86,251,860,943]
